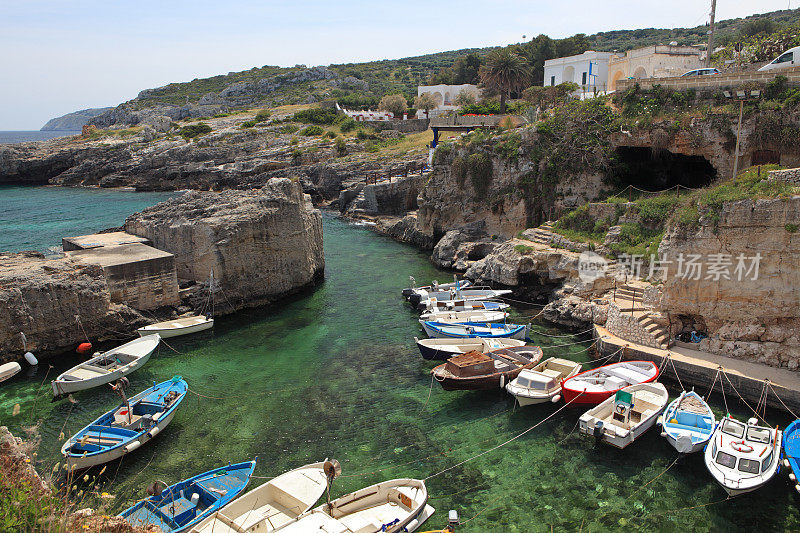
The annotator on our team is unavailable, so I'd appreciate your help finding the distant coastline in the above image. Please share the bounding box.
[0,130,80,144]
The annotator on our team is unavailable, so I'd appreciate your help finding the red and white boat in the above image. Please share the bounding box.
[561,361,659,405]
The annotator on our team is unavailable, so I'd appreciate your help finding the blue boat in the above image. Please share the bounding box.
[657,390,716,453]
[61,376,188,470]
[119,460,256,532]
[420,321,529,340]
[784,419,800,494]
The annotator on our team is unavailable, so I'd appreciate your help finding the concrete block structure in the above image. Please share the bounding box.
[64,232,179,310]
[609,45,702,91]
[543,51,613,92]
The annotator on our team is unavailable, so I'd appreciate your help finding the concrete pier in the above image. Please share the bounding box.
[595,325,800,415]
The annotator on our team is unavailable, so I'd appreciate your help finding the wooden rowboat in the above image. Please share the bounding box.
[560,361,659,405]
[414,337,526,361]
[431,346,543,391]
[137,315,213,339]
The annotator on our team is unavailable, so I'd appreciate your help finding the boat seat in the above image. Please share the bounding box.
[666,420,711,434]
[339,513,384,533]
[233,501,296,531]
[541,369,562,379]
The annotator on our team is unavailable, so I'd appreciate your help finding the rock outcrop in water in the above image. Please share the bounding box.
[0,252,145,363]
[125,178,324,314]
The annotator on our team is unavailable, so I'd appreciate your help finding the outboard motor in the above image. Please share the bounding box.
[593,420,604,440]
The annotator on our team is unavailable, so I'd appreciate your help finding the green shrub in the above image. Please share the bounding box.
[356,128,377,140]
[300,125,324,136]
[468,152,493,197]
[786,223,799,233]
[291,149,303,165]
[178,122,212,139]
[433,143,453,165]
[339,118,357,133]
[494,132,522,161]
[324,131,337,139]
[240,120,257,128]
[292,107,340,125]
[335,136,347,156]
[514,244,535,254]
[279,124,299,134]
[255,109,272,122]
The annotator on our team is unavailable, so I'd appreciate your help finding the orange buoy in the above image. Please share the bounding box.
[76,342,92,354]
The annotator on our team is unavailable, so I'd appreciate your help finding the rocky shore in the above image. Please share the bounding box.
[0,179,324,363]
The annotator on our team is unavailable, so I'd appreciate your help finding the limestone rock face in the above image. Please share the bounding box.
[125,178,324,314]
[40,107,113,131]
[375,215,436,250]
[0,252,143,363]
[658,196,800,368]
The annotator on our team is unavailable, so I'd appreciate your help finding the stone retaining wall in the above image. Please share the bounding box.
[769,167,800,184]
[616,66,800,92]
[605,303,661,349]
[363,119,430,133]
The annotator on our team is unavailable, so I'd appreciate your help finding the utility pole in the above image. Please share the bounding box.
[706,0,717,67]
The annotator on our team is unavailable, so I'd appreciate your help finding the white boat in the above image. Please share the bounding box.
[409,287,512,310]
[704,416,783,496]
[422,299,509,313]
[505,357,583,406]
[275,479,433,533]
[418,309,509,323]
[561,360,660,405]
[420,321,529,340]
[578,382,669,448]
[137,315,214,339]
[0,362,22,383]
[414,337,526,361]
[51,335,161,397]
[190,461,330,533]
[657,390,716,454]
[403,278,471,299]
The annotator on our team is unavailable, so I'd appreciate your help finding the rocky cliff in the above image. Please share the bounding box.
[657,196,800,368]
[0,252,144,363]
[40,107,113,131]
[125,178,325,314]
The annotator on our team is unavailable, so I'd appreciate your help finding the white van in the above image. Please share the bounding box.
[758,46,800,71]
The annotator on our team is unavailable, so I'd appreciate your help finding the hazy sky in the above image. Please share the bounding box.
[0,0,793,129]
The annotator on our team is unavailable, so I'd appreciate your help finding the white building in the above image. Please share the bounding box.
[543,51,613,92]
[415,84,479,118]
[608,44,702,91]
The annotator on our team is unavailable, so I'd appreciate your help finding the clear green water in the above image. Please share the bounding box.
[0,186,176,252]
[1,213,799,531]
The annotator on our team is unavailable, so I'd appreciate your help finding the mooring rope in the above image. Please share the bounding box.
[531,327,594,338]
[720,370,772,427]
[424,390,585,481]
[767,381,800,419]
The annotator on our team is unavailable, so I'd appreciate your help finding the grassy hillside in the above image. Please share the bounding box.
[129,8,799,110]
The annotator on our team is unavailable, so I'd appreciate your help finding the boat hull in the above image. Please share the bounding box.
[434,370,524,391]
[415,338,526,361]
[0,362,22,383]
[137,319,213,339]
[560,361,659,406]
[421,321,528,340]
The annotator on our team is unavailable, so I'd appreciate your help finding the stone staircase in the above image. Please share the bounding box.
[608,282,670,349]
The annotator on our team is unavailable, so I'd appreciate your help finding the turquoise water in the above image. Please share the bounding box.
[0,186,176,252]
[1,213,799,531]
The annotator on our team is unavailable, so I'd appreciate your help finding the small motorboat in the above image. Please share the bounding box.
[138,315,213,339]
[414,337,526,361]
[431,346,543,391]
[505,357,583,406]
[704,415,782,496]
[421,321,529,340]
[657,390,716,454]
[61,376,187,470]
[0,362,22,383]
[51,335,161,397]
[120,460,256,532]
[418,310,509,323]
[561,361,659,405]
[422,299,509,314]
[403,278,471,299]
[782,419,800,494]
[410,288,512,310]
[275,478,434,533]
[190,460,331,532]
[578,382,669,448]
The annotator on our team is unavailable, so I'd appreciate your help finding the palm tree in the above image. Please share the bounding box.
[479,49,532,113]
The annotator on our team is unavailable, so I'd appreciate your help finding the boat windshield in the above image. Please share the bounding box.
[720,418,745,438]
[762,450,774,473]
[746,426,771,444]
[738,458,760,474]
[715,451,737,469]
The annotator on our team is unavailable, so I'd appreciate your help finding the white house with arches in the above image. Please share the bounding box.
[607,44,702,91]
[415,84,479,118]
[543,51,612,92]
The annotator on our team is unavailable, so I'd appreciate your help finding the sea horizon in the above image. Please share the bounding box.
[0,130,81,144]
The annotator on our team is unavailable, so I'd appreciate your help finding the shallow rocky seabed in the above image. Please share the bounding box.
[1,209,799,531]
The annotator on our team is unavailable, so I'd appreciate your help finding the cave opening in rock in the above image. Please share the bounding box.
[610,147,717,191]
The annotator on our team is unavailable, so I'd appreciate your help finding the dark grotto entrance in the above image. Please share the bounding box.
[610,147,717,191]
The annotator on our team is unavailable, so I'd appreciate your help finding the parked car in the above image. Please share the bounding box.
[758,46,800,71]
[681,68,720,77]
